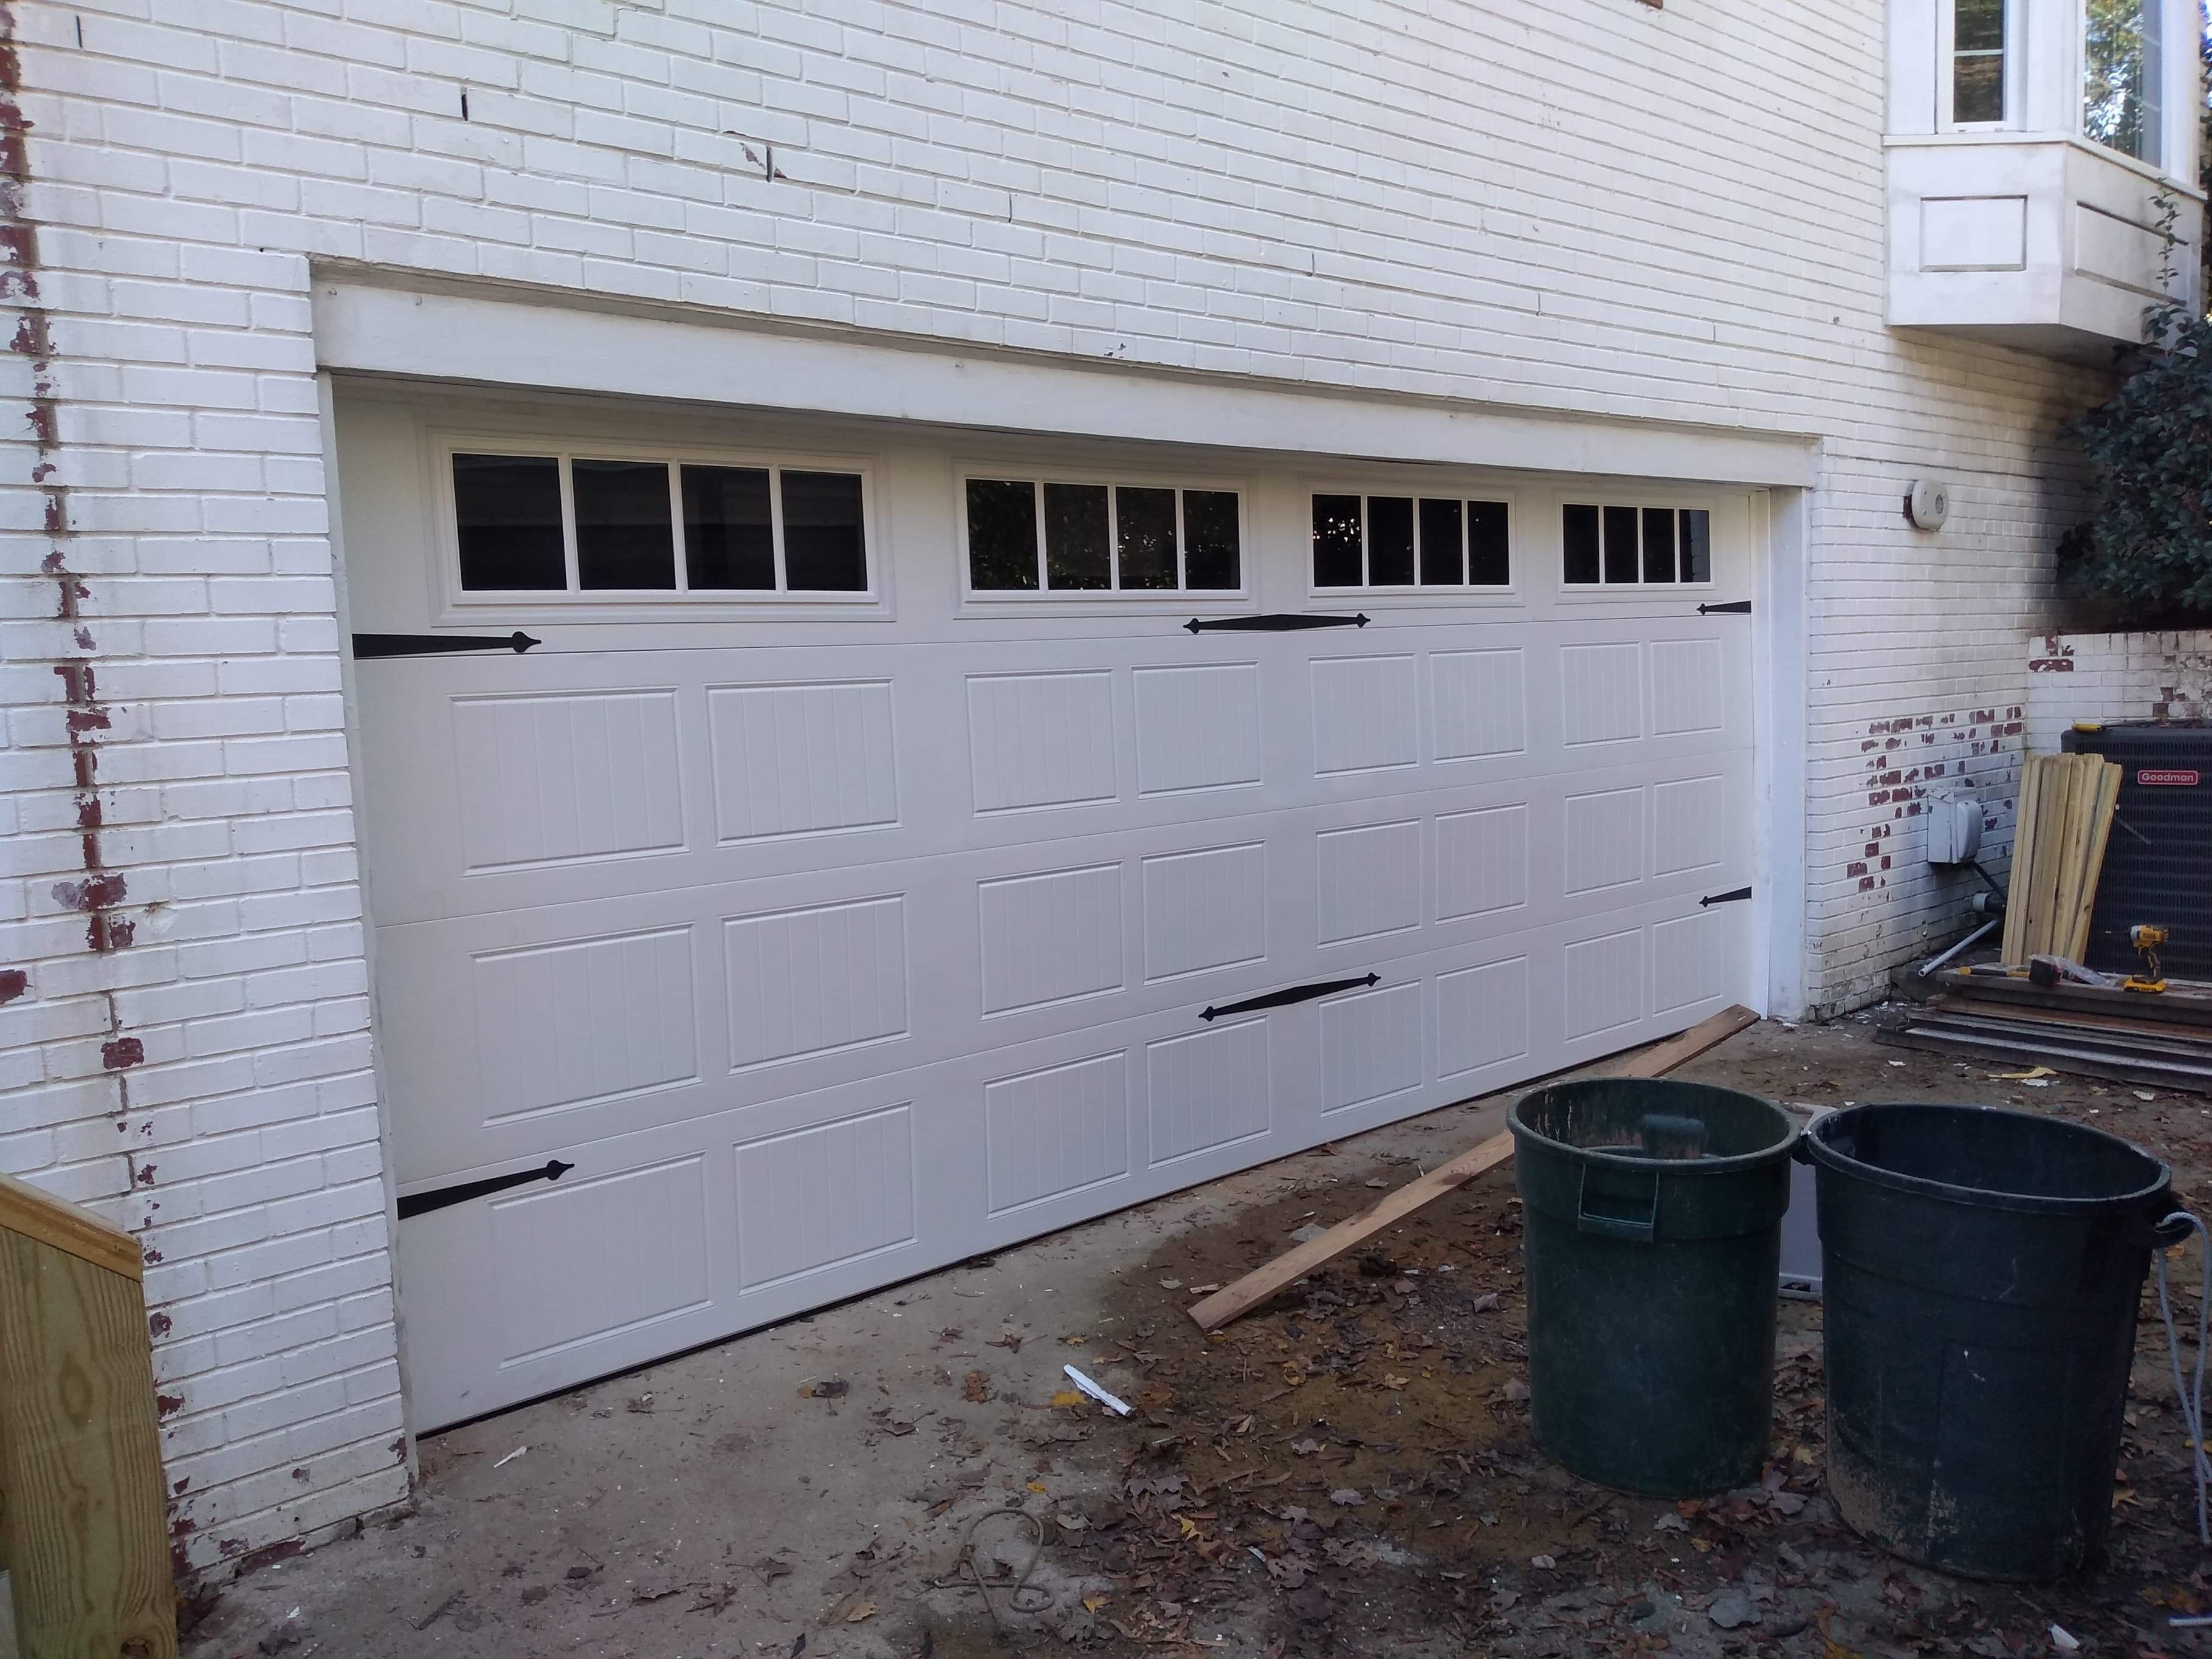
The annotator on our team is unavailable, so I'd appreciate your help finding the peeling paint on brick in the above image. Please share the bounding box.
[0,968,24,1003]
[101,1036,144,1070]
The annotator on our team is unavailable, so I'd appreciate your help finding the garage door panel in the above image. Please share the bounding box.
[1133,662,1265,796]
[349,399,1761,1428]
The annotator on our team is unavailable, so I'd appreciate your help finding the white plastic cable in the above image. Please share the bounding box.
[2154,1210,2211,1545]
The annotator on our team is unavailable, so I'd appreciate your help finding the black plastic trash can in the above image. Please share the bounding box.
[1802,1103,2181,1581]
[1509,1078,1799,1496]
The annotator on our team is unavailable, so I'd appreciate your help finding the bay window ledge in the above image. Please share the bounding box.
[1886,134,2205,359]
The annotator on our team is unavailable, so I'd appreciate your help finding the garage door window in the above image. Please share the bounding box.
[1561,504,1712,588]
[450,448,870,596]
[963,476,1242,593]
[1310,493,1511,589]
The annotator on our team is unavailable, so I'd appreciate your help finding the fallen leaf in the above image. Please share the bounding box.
[1158,1279,1183,1291]
[1380,1373,1409,1390]
[1498,1378,1531,1403]
[1653,1514,1689,1533]
[1061,1334,1086,1347]
[1291,1439,1324,1456]
[1471,1293,1501,1313]
[1328,1488,1365,1506]
[1082,1593,1109,1613]
[962,1371,991,1403]
[1027,1480,1048,1494]
[1051,1390,1085,1409]
[1531,1554,1556,1569]
[987,1332,1025,1352]
[845,1600,877,1623]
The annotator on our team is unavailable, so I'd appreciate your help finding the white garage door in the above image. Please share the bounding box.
[339,391,1759,1429]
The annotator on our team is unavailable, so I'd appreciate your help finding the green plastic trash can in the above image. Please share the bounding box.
[1508,1077,1799,1496]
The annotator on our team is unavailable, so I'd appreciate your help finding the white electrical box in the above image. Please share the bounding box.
[1926,794,1984,865]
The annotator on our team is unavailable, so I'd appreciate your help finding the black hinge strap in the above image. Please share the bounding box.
[1697,601,1751,616]
[1202,972,1379,1022]
[1184,613,1370,634]
[1699,886,1754,908]
[398,1158,575,1219]
[354,631,542,659]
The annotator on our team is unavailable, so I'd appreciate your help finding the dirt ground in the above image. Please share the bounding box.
[179,1013,2212,1659]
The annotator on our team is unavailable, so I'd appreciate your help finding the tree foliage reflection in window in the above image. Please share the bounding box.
[2083,0,2163,163]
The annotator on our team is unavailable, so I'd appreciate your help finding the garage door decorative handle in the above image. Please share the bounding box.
[352,631,543,659]
[1183,613,1370,634]
[1201,972,1379,1021]
[1696,601,1751,616]
[398,1158,575,1219]
[1699,886,1753,907]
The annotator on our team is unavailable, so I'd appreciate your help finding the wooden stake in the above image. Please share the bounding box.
[1184,1004,1761,1331]
[0,1186,176,1659]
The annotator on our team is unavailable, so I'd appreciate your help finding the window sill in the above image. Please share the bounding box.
[1881,131,2208,202]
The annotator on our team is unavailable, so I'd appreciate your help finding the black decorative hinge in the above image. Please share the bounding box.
[1185,613,1370,634]
[1697,601,1751,616]
[354,631,541,659]
[1699,886,1754,908]
[1202,972,1379,1022]
[398,1158,575,1220]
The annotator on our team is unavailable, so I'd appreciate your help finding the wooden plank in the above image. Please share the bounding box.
[1878,1023,2212,1093]
[1185,1004,1762,1330]
[2063,761,2121,963]
[2055,757,2104,958]
[0,1232,177,1659]
[2025,754,2078,960]
[1908,1011,2212,1063]
[1928,994,2212,1046]
[0,1169,142,1282]
[2041,757,2087,962]
[2002,755,2043,966]
[1934,970,2212,1029]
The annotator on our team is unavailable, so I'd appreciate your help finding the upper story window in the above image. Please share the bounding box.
[963,475,1242,593]
[2083,0,2163,163]
[1561,504,1712,587]
[1310,493,1511,589]
[450,448,868,594]
[1949,0,2010,123]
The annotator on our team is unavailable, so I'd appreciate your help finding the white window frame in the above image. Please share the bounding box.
[430,431,883,610]
[1303,483,1523,602]
[955,463,1253,603]
[1556,500,1722,594]
[1937,0,2022,128]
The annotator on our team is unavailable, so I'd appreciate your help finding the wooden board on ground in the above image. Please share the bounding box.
[1184,1004,1762,1330]
[1932,969,2212,1029]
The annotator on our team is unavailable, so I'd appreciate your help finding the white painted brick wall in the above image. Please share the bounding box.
[0,0,2176,1570]
[2026,631,2212,750]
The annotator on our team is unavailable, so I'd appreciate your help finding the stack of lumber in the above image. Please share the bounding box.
[1877,969,2212,1093]
[1999,751,2122,966]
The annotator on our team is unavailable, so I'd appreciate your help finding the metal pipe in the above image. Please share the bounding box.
[1917,916,2001,978]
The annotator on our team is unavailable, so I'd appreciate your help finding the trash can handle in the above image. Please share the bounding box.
[1577,1165,1658,1244]
[2154,1209,2198,1249]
